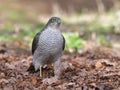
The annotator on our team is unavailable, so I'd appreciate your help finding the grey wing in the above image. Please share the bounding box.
[27,32,41,73]
[62,35,65,50]
[32,32,41,55]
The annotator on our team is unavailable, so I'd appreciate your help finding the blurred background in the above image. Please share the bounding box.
[0,0,120,53]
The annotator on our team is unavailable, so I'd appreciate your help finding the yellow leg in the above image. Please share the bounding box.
[40,66,42,77]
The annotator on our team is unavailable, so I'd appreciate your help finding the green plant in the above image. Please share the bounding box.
[97,35,111,46]
[63,32,84,50]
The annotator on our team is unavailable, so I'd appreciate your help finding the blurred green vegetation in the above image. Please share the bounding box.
[63,33,84,50]
[0,4,120,51]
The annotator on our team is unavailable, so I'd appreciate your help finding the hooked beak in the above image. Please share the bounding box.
[57,19,61,26]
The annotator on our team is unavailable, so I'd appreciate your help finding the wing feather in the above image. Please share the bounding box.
[32,32,41,55]
[62,35,65,50]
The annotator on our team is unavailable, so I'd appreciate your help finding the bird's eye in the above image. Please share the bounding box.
[52,19,56,23]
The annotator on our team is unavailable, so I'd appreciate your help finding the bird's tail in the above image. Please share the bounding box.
[27,63,38,73]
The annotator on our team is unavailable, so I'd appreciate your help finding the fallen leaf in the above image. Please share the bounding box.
[3,86,13,90]
[0,78,9,84]
[42,76,61,85]
[31,76,37,85]
[95,61,103,69]
[0,72,5,78]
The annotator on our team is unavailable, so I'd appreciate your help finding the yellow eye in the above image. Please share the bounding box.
[52,19,56,22]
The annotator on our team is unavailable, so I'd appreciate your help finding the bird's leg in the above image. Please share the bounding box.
[54,59,61,78]
[40,66,42,77]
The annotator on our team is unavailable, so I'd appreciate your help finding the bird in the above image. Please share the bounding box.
[27,17,65,78]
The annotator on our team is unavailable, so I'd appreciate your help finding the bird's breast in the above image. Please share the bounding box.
[38,29,63,53]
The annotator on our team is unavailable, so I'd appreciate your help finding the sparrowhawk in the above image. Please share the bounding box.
[27,17,65,78]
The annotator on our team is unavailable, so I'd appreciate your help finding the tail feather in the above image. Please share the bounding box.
[27,63,39,73]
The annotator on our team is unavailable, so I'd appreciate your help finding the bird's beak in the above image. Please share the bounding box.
[57,19,61,26]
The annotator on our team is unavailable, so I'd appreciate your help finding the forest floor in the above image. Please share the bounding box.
[0,43,120,90]
[0,1,120,90]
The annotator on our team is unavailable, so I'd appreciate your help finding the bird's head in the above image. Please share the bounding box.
[46,17,61,28]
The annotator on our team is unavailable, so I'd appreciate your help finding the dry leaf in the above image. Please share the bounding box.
[42,77,60,85]
[95,61,103,69]
[31,76,37,85]
[3,86,13,90]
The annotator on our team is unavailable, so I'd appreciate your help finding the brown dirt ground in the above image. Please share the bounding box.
[0,44,120,90]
